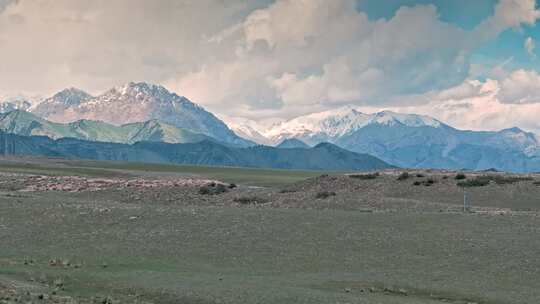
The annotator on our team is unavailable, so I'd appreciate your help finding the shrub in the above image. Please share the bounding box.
[413,181,422,186]
[198,183,228,195]
[491,175,533,185]
[397,172,410,181]
[458,175,533,187]
[315,191,336,199]
[234,196,268,205]
[455,173,467,180]
[279,188,297,193]
[227,183,237,189]
[424,178,436,186]
[349,172,379,180]
[416,173,425,178]
[457,177,490,187]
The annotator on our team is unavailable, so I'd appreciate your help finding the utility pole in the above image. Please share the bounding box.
[463,190,470,212]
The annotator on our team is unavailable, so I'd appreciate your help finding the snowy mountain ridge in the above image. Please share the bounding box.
[261,107,445,144]
[29,82,252,146]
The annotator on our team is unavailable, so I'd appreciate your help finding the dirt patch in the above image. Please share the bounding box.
[14,175,223,193]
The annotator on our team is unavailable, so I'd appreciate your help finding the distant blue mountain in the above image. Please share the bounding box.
[276,138,310,149]
[0,131,392,171]
[260,108,540,173]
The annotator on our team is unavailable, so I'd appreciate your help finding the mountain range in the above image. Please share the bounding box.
[230,108,540,172]
[0,131,392,171]
[0,110,213,145]
[29,83,252,147]
[2,82,540,172]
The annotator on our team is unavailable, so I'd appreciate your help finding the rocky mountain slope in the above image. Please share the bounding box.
[276,138,310,149]
[30,83,252,146]
[0,95,41,113]
[0,110,213,144]
[233,108,540,172]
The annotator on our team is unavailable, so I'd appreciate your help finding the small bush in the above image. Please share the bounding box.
[457,177,490,188]
[424,178,436,186]
[411,178,436,187]
[198,183,228,195]
[458,175,533,187]
[416,173,425,178]
[53,278,64,290]
[279,188,297,193]
[455,173,467,180]
[492,175,533,185]
[315,191,336,199]
[397,172,410,181]
[349,172,379,180]
[234,196,268,205]
[228,183,237,189]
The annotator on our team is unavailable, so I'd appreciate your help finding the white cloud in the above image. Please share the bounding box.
[0,0,266,96]
[497,69,540,103]
[525,36,536,57]
[475,0,540,40]
[1,0,540,124]
[364,72,540,134]
[169,0,540,119]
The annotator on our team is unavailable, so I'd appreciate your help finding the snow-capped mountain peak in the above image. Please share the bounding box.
[111,82,173,100]
[264,107,371,140]
[492,127,540,157]
[261,107,445,145]
[370,110,442,128]
[29,82,252,146]
[0,94,43,113]
[51,87,93,105]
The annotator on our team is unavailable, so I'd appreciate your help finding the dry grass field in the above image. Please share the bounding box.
[1,157,540,303]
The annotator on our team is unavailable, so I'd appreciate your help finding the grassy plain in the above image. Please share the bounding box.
[1,157,540,303]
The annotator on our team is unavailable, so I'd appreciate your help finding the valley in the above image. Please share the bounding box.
[2,1,540,303]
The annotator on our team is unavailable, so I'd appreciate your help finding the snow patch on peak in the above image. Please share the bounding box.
[0,94,43,113]
[264,106,371,140]
[262,108,444,144]
[52,88,93,105]
[220,115,272,145]
[371,110,442,128]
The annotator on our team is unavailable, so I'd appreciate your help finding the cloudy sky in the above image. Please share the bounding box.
[1,0,540,133]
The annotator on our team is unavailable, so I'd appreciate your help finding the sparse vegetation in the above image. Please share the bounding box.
[424,178,436,186]
[457,178,490,187]
[279,188,297,193]
[455,173,467,180]
[233,196,269,205]
[349,172,379,180]
[3,160,540,303]
[315,191,336,199]
[397,172,410,181]
[491,175,534,185]
[458,175,534,187]
[412,178,436,186]
[198,182,228,195]
[416,173,425,178]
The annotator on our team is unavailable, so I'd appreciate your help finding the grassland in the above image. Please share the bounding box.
[0,157,328,187]
[1,158,540,303]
